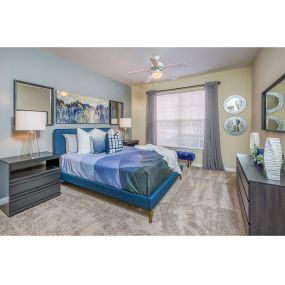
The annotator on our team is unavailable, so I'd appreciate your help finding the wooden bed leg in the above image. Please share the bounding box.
[149,209,154,223]
[179,174,182,180]
[187,160,190,168]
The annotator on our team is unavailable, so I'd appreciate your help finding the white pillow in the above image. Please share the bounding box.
[63,134,78,153]
[77,128,92,154]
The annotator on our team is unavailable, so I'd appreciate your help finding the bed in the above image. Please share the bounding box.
[53,128,179,222]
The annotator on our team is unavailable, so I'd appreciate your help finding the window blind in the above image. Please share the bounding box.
[156,89,205,149]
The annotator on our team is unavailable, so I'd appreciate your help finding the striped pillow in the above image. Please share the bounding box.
[107,132,123,153]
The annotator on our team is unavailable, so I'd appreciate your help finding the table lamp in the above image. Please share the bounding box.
[15,110,47,158]
[119,118,131,142]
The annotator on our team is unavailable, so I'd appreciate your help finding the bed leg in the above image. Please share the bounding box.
[149,209,154,223]
[187,160,190,168]
[179,174,182,180]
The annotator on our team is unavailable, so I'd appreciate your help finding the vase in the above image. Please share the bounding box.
[264,138,282,180]
[250,132,260,150]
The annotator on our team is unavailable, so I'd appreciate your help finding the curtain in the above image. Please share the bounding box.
[146,90,157,144]
[202,81,225,171]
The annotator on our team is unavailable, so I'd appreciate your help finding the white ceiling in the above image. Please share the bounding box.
[44,48,260,86]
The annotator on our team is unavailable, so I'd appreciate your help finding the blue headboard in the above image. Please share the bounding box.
[53,128,110,155]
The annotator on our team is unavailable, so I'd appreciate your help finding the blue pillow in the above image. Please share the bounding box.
[107,132,123,154]
[90,135,106,153]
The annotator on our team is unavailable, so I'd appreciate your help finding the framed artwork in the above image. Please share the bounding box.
[56,90,109,124]
[223,95,246,114]
[224,116,248,136]
[109,100,124,125]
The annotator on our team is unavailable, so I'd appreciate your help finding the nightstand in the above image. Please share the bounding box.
[123,139,139,147]
[0,152,60,217]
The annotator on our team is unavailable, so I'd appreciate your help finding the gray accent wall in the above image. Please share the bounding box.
[0,48,131,157]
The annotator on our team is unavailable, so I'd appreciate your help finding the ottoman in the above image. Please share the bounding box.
[176,151,196,168]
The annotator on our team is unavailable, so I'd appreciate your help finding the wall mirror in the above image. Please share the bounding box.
[224,95,246,114]
[224,116,248,136]
[109,100,123,125]
[262,74,285,132]
[14,80,54,125]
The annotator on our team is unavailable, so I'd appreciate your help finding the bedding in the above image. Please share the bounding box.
[61,146,173,196]
[135,144,182,174]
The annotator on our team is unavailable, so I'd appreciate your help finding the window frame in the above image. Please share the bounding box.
[156,88,205,151]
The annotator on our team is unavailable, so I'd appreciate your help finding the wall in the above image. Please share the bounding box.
[132,67,252,170]
[0,48,131,157]
[252,48,285,151]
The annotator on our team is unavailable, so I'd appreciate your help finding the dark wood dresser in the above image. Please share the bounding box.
[236,154,285,235]
[0,152,60,217]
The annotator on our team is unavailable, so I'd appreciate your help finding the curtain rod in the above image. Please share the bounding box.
[156,81,221,93]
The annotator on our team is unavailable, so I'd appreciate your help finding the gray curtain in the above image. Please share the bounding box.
[146,90,157,144]
[202,81,225,171]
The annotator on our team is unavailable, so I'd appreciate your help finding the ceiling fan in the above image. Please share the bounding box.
[127,56,186,83]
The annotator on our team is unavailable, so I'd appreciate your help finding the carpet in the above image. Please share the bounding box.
[0,167,246,235]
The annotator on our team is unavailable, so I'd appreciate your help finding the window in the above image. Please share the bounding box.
[156,89,205,149]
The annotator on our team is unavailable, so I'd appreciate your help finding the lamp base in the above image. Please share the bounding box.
[27,131,40,158]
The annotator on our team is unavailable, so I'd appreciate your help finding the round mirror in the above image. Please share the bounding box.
[266,91,284,113]
[266,116,283,131]
[224,116,248,136]
[224,95,246,114]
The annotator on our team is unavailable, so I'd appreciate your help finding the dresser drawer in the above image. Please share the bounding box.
[237,172,249,223]
[237,161,249,199]
[10,168,60,197]
[9,182,60,215]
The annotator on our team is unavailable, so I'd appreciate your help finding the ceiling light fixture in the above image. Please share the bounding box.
[152,71,163,80]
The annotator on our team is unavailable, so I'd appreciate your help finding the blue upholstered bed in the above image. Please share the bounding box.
[53,128,179,222]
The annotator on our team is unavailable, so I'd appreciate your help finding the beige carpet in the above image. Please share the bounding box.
[0,167,246,235]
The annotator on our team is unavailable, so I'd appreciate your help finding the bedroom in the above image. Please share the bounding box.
[1,47,285,236]
[1,1,285,283]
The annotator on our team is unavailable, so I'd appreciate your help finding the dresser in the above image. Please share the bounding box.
[0,152,60,217]
[236,154,285,235]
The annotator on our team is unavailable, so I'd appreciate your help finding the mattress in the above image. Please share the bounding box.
[60,147,172,196]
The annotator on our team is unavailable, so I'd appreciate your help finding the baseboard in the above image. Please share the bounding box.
[191,163,236,172]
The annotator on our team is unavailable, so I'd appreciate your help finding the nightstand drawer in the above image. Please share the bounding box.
[10,167,60,197]
[9,182,60,215]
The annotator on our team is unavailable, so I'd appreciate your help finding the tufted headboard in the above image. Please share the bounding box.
[53,128,110,155]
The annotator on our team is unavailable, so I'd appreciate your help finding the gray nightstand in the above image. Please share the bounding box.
[123,140,139,147]
[0,152,60,217]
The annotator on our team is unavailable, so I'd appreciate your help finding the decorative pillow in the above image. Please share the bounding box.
[77,128,116,154]
[90,128,108,153]
[77,128,93,154]
[63,134,78,153]
[107,132,123,154]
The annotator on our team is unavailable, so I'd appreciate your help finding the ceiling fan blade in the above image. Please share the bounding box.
[150,56,159,67]
[128,68,150,74]
[165,62,187,69]
[145,74,153,83]
[164,71,177,80]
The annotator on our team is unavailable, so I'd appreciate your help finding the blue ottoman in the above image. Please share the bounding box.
[176,151,196,168]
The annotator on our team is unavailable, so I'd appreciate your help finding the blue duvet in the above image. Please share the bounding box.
[61,147,172,196]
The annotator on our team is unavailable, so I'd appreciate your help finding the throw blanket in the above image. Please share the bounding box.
[135,144,182,174]
[61,147,173,196]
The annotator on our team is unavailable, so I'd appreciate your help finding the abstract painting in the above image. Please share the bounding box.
[56,91,109,124]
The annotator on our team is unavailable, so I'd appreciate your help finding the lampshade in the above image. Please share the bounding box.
[119,118,131,128]
[16,111,47,131]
